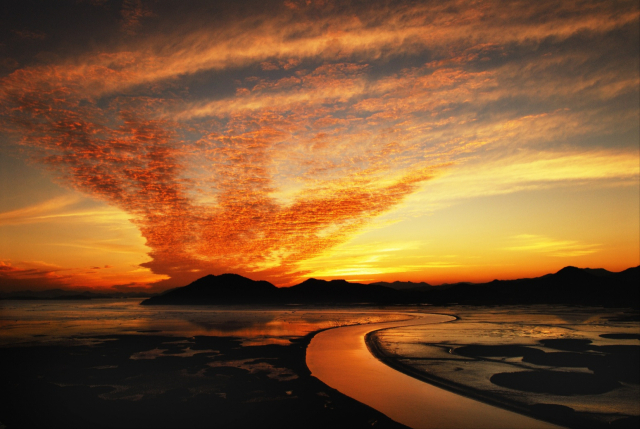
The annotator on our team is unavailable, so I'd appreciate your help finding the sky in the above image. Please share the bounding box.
[0,0,638,292]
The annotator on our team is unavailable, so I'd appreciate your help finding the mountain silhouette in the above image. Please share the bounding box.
[140,273,279,305]
[369,281,434,291]
[281,278,406,304]
[140,266,639,307]
[141,275,409,305]
[425,266,639,307]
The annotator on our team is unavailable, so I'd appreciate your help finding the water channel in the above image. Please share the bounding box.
[306,312,561,429]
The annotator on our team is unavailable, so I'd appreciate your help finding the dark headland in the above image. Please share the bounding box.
[140,266,639,307]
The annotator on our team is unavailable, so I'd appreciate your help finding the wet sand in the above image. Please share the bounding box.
[0,331,409,428]
[306,313,559,429]
[368,306,640,429]
[0,302,413,428]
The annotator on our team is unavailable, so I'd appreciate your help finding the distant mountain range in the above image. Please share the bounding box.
[140,266,639,307]
[139,275,409,305]
[0,289,153,300]
[369,280,436,291]
[424,266,639,306]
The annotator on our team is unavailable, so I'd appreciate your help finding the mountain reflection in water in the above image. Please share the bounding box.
[0,299,407,346]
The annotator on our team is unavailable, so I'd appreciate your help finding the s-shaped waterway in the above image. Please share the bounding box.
[306,312,561,429]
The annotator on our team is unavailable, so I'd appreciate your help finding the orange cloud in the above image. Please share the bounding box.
[0,260,71,291]
[0,60,444,287]
[1,0,637,288]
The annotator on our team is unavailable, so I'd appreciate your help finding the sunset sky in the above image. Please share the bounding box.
[1,0,638,292]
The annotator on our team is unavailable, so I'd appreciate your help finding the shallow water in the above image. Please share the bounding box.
[0,318,406,428]
[0,299,414,427]
[372,306,640,428]
[0,299,407,346]
[307,312,559,429]
[4,300,635,428]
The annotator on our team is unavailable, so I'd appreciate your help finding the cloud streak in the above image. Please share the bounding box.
[0,0,637,287]
[506,234,600,258]
[0,195,80,225]
[0,260,72,291]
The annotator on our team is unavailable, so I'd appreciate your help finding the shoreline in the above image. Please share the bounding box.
[1,308,413,428]
[363,313,634,429]
[364,328,537,419]
[306,312,557,429]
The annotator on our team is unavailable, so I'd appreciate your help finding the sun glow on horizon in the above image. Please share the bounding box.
[0,0,638,292]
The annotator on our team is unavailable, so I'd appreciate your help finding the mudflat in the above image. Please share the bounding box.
[1,332,411,428]
[308,313,559,429]
[0,301,409,428]
[369,305,640,429]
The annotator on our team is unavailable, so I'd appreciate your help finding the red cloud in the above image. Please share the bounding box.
[1,0,637,288]
[0,261,72,292]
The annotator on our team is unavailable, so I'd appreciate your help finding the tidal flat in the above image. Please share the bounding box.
[1,301,638,428]
[0,300,407,428]
[369,306,640,428]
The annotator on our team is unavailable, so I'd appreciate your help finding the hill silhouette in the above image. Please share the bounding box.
[369,281,434,291]
[282,278,406,303]
[426,266,639,307]
[140,274,279,305]
[141,275,409,305]
[140,266,639,307]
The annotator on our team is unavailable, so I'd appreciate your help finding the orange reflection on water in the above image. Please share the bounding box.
[307,313,560,429]
[0,299,407,346]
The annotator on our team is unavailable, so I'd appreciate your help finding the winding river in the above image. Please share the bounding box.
[306,312,560,429]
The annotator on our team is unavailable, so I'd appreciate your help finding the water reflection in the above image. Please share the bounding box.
[371,306,640,428]
[0,300,414,428]
[307,313,558,429]
[0,299,407,346]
